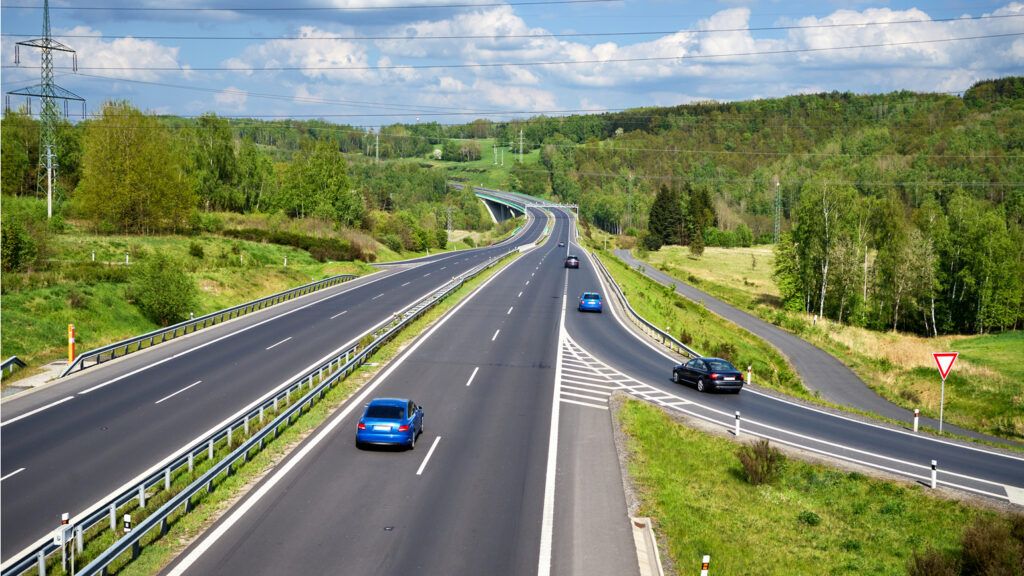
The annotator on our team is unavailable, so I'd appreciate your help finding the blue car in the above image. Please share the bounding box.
[356,398,423,449]
[578,292,603,313]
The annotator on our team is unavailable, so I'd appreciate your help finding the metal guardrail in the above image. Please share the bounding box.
[61,274,358,378]
[3,247,521,576]
[2,356,27,375]
[590,251,701,360]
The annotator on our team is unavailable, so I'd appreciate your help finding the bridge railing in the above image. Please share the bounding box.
[61,274,358,378]
[2,246,522,576]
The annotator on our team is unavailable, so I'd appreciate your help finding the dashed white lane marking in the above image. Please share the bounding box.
[518,291,523,298]
[465,367,480,387]
[507,306,514,315]
[0,396,74,428]
[330,310,348,319]
[155,380,203,405]
[372,294,384,300]
[526,281,530,285]
[424,273,431,277]
[440,267,447,270]
[416,436,442,476]
[266,336,292,350]
[0,468,26,482]
[401,281,411,287]
[557,334,691,411]
[492,329,501,342]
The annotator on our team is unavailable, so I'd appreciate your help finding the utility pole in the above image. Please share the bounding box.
[375,129,380,164]
[772,174,781,243]
[500,147,504,167]
[493,143,497,165]
[446,206,454,232]
[6,0,85,219]
[519,128,524,163]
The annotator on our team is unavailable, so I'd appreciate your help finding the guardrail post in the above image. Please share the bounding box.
[931,460,938,489]
[734,411,741,437]
[110,502,117,531]
[274,396,279,411]
[138,485,146,508]
[76,525,83,553]
[208,438,214,460]
[227,426,233,448]
[913,409,920,433]
[164,468,171,491]
[244,416,249,435]
[188,452,194,473]
[259,406,265,422]
[37,549,46,576]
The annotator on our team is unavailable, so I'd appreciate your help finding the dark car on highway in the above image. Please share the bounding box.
[565,255,580,268]
[672,357,743,393]
[356,398,424,449]
[558,241,565,247]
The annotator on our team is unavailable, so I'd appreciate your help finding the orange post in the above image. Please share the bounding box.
[68,324,76,364]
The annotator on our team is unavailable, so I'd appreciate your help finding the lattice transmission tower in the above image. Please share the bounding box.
[6,0,85,218]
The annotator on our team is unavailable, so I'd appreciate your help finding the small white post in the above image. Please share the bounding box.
[164,468,171,490]
[190,312,194,320]
[930,460,938,489]
[91,251,95,262]
[123,513,132,534]
[76,525,83,553]
[284,256,288,267]
[734,411,741,437]
[109,503,117,531]
[138,485,146,508]
[125,253,129,265]
[913,409,920,433]
[188,452,195,473]
[747,365,752,385]
[701,554,711,576]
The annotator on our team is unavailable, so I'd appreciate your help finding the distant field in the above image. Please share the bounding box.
[407,137,543,190]
[631,243,1024,440]
[617,399,1013,576]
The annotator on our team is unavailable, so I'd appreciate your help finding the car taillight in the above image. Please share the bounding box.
[357,422,366,430]
[710,373,718,380]
[398,425,410,432]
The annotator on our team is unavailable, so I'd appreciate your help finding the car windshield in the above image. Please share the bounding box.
[365,405,405,419]
[583,293,600,300]
[705,359,736,371]
[568,256,578,260]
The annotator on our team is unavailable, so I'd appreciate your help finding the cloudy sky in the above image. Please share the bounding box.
[2,0,1022,125]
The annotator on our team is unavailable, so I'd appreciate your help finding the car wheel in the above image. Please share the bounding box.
[672,371,679,384]
[697,378,706,392]
[355,439,364,450]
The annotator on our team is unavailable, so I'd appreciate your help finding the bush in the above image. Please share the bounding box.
[435,228,448,250]
[127,253,198,326]
[797,511,821,526]
[463,236,475,248]
[736,439,785,485]
[1,219,37,272]
[381,234,403,253]
[908,549,960,576]
[960,516,1024,576]
[188,241,205,259]
[222,228,359,262]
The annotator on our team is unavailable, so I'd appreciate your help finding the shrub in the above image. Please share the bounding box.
[907,549,960,576]
[711,341,738,362]
[381,234,402,253]
[1,219,37,272]
[127,253,198,326]
[736,439,785,485]
[435,228,448,250]
[797,511,821,526]
[222,228,359,262]
[188,241,205,259]
[463,236,475,248]
[960,516,1024,576]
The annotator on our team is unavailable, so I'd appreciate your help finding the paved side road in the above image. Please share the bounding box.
[614,249,1015,446]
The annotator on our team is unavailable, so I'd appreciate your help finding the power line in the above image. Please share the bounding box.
[14,32,1020,72]
[5,14,1019,41]
[1,0,619,11]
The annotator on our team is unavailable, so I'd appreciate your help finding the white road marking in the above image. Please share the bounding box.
[372,294,384,300]
[526,280,530,285]
[507,306,514,315]
[416,436,442,476]
[465,367,480,387]
[164,248,518,576]
[440,266,447,270]
[330,310,348,319]
[518,291,523,298]
[265,337,292,350]
[561,390,609,402]
[1,396,74,428]
[423,273,431,277]
[537,273,568,576]
[401,282,411,287]
[560,398,609,411]
[0,468,26,482]
[492,329,501,342]
[154,381,203,405]
[561,385,611,397]
[1005,485,1024,505]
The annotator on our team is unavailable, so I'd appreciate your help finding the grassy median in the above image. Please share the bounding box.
[616,398,1021,576]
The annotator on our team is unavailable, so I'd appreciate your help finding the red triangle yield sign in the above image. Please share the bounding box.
[933,352,958,380]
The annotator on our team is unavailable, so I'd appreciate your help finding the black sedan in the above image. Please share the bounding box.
[672,357,744,393]
[565,255,580,268]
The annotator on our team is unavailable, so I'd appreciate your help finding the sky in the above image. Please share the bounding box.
[1,0,1023,126]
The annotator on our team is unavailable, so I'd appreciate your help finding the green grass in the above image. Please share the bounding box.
[956,331,1024,383]
[617,399,1013,576]
[401,138,543,190]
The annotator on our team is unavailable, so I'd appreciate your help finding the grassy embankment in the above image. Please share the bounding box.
[412,137,543,189]
[30,248,522,576]
[618,398,1021,576]
[0,198,521,383]
[640,245,1024,441]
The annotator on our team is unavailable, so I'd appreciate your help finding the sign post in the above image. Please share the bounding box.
[932,352,958,434]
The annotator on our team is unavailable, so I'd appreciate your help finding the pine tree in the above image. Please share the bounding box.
[647,184,684,250]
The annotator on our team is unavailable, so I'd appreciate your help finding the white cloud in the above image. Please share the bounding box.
[62,26,182,82]
[214,86,248,110]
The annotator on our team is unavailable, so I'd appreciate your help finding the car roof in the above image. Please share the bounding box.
[567,255,578,258]
[367,397,410,407]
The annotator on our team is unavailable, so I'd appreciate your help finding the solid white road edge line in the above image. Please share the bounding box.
[165,243,522,576]
[265,337,292,350]
[330,310,348,320]
[154,381,203,405]
[0,468,26,482]
[416,437,442,476]
[537,272,568,576]
[465,367,480,387]
[1,396,74,427]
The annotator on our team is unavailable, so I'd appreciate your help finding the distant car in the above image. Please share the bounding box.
[578,292,603,313]
[565,255,580,269]
[356,398,424,449]
[672,357,743,393]
[558,241,565,247]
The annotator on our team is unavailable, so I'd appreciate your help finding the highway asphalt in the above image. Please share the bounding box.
[164,210,639,576]
[614,248,1015,445]
[0,213,544,562]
